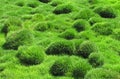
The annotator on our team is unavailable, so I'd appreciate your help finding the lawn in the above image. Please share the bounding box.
[0,0,120,79]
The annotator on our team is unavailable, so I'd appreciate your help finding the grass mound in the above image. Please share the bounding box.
[46,40,75,55]
[72,19,89,32]
[50,56,72,76]
[94,6,116,18]
[76,41,98,58]
[15,1,24,7]
[58,29,77,40]
[88,17,103,25]
[1,17,22,35]
[72,58,92,79]
[92,22,113,35]
[88,53,104,67]
[53,4,73,14]
[112,29,120,41]
[3,29,34,50]
[27,1,39,8]
[74,9,95,20]
[17,46,45,65]
[84,68,120,79]
[50,0,62,6]
[34,22,48,32]
[88,0,98,4]
[38,0,51,3]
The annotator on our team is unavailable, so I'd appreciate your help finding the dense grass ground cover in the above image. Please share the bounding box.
[0,0,120,79]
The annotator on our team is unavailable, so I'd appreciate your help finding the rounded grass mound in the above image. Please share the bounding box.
[59,29,77,40]
[15,1,25,7]
[27,1,39,8]
[50,56,72,76]
[46,40,75,55]
[50,0,62,6]
[1,17,22,35]
[112,29,120,41]
[17,46,45,65]
[72,19,89,32]
[92,22,113,35]
[94,6,116,18]
[88,0,98,4]
[76,41,98,58]
[53,4,73,14]
[72,59,92,79]
[34,22,48,32]
[88,17,103,26]
[3,29,34,50]
[88,53,104,67]
[74,9,95,20]
[84,68,120,79]
[38,0,51,3]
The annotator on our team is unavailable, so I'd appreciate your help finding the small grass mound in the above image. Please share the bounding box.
[15,1,24,7]
[72,19,89,32]
[76,41,98,58]
[74,9,95,20]
[73,39,84,54]
[88,17,103,26]
[46,40,75,55]
[27,2,39,8]
[50,56,72,76]
[34,22,48,32]
[88,53,104,67]
[53,4,73,14]
[92,22,113,35]
[17,46,45,65]
[58,29,77,40]
[94,6,116,18]
[31,14,44,22]
[84,68,120,79]
[88,0,98,4]
[3,29,34,50]
[38,0,51,3]
[0,65,5,72]
[112,29,120,41]
[1,17,22,35]
[50,0,62,6]
[72,59,92,79]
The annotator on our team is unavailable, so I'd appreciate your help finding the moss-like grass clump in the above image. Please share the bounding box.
[15,1,24,7]
[17,46,45,65]
[1,17,22,35]
[34,22,48,32]
[50,0,62,6]
[85,68,120,79]
[58,29,77,40]
[74,9,95,20]
[92,22,113,35]
[3,29,34,50]
[94,6,116,18]
[50,56,72,76]
[46,40,75,55]
[88,53,104,67]
[72,19,89,32]
[76,41,98,58]
[53,4,73,14]
[38,0,51,3]
[88,17,103,25]
[112,29,120,41]
[72,59,92,79]
[27,1,39,8]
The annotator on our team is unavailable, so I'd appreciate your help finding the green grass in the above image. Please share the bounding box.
[0,0,120,79]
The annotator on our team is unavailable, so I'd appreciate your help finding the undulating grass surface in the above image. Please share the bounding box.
[0,0,120,79]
